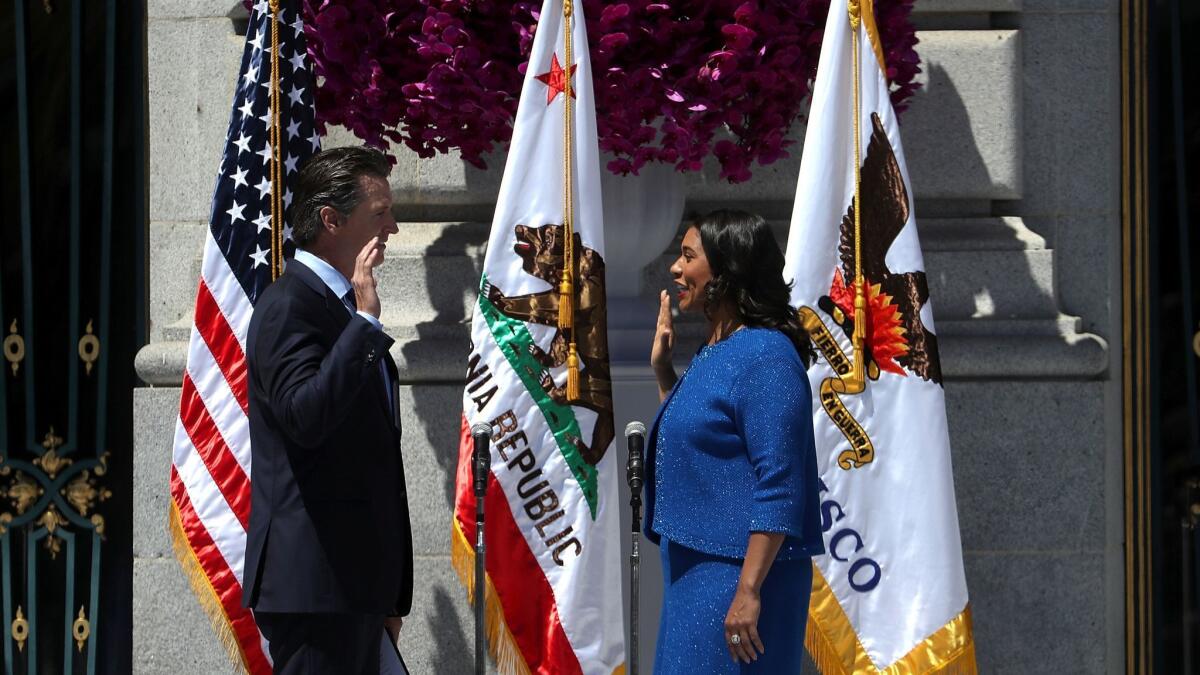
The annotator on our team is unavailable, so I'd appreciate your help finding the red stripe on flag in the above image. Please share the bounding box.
[455,415,583,675]
[194,279,249,414]
[179,374,252,530]
[171,468,270,674]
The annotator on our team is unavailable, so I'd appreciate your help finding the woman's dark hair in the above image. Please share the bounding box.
[694,209,816,365]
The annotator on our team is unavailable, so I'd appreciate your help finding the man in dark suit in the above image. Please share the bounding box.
[242,146,412,673]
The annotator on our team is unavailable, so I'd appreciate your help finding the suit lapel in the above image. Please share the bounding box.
[289,259,354,329]
[291,260,394,425]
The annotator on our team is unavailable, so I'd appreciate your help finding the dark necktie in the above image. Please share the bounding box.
[343,290,357,312]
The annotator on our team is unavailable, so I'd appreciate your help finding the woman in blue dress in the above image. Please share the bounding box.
[645,210,825,673]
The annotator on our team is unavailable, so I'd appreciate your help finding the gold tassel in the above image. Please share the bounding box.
[566,343,580,400]
[168,504,252,674]
[558,273,574,329]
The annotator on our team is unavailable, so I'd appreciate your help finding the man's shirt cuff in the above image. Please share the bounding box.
[357,310,383,330]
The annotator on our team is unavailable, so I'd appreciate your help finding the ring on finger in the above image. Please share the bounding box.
[729,634,742,646]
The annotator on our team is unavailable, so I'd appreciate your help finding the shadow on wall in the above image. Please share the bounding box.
[905,63,1042,324]
[904,64,1004,202]
[400,221,485,510]
[425,587,473,672]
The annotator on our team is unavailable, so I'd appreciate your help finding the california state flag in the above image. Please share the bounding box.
[451,0,625,673]
[783,0,976,672]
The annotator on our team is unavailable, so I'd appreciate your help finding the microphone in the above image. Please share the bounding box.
[625,421,646,493]
[471,423,492,498]
[624,420,647,675]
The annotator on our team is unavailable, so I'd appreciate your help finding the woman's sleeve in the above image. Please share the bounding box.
[733,355,817,539]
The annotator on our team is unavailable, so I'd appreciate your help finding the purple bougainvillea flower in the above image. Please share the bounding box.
[293,0,920,182]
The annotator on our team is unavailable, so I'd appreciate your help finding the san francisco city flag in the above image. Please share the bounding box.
[451,0,625,673]
[783,0,976,672]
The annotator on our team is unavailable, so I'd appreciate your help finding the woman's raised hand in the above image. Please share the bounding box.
[651,290,675,370]
[651,290,678,401]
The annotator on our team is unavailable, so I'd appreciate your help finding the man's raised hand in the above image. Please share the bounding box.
[352,236,384,318]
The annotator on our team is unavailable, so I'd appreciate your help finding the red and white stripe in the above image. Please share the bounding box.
[170,232,271,673]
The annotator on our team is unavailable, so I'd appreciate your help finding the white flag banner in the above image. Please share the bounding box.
[783,0,976,672]
[451,1,625,673]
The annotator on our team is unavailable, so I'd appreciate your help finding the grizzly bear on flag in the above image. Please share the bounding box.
[482,222,614,465]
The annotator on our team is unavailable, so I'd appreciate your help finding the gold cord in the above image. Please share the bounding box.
[846,0,867,393]
[269,0,284,280]
[560,0,580,400]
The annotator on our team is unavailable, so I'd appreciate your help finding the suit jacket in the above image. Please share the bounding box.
[241,261,413,615]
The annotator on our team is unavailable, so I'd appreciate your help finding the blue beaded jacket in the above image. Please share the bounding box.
[644,327,826,560]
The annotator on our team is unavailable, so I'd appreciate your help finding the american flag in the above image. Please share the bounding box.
[168,2,317,671]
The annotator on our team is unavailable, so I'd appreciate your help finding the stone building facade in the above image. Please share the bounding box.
[134,0,1123,672]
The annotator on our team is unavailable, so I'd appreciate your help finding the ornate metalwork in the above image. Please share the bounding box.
[35,427,71,480]
[2,1,143,671]
[11,606,28,653]
[78,319,100,376]
[6,471,41,515]
[3,319,24,376]
[63,467,111,517]
[73,606,90,652]
[90,514,106,539]
[37,505,69,559]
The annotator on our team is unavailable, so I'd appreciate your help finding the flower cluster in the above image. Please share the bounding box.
[299,0,920,182]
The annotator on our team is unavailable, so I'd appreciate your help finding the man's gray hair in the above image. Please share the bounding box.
[289,146,391,248]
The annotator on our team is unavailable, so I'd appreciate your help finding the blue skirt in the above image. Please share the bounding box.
[653,538,813,674]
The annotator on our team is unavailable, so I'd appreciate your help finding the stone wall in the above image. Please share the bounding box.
[135,0,1123,672]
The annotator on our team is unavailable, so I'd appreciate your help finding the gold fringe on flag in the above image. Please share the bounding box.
[451,518,531,675]
[805,567,978,674]
[450,518,625,675]
[168,502,252,675]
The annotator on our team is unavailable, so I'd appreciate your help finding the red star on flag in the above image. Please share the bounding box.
[535,53,578,104]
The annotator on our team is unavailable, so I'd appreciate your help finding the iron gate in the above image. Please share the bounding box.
[1,1,144,672]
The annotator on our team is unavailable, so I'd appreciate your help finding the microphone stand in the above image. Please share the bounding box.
[471,424,492,675]
[625,422,646,675]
